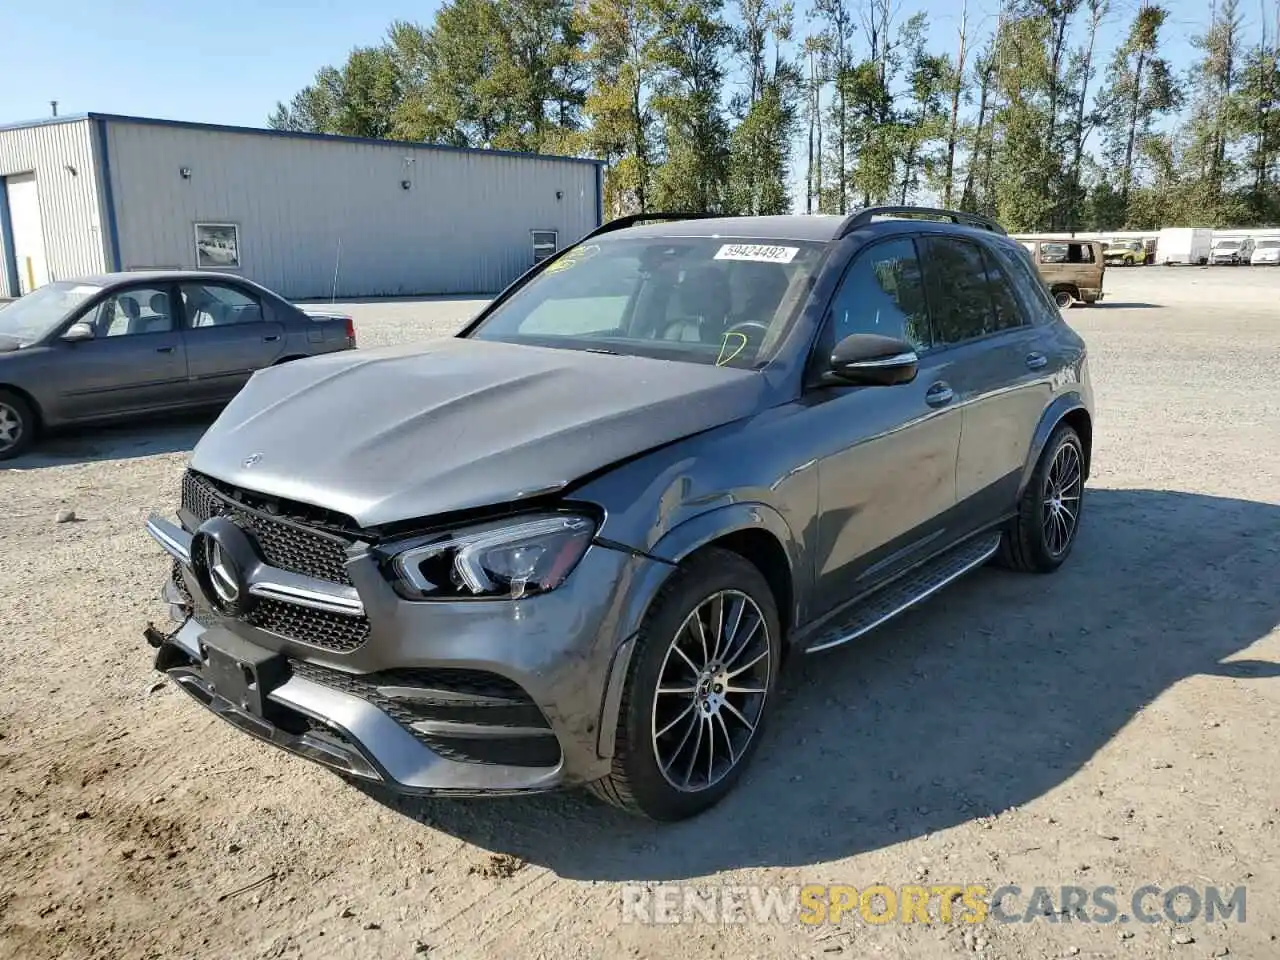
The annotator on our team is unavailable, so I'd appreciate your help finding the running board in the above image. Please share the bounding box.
[804,533,1002,654]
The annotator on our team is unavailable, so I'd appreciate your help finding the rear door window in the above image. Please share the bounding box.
[180,283,264,328]
[981,246,1028,332]
[922,237,994,345]
[990,242,1061,323]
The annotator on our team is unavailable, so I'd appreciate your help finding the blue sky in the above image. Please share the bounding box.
[0,0,1248,131]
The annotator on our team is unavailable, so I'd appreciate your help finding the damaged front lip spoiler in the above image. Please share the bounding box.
[169,667,385,782]
[154,619,566,796]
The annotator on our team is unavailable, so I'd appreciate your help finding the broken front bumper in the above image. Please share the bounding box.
[145,512,658,796]
[152,614,569,795]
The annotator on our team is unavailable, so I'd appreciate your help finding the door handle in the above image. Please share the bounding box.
[263,334,281,342]
[1025,352,1048,370]
[925,382,954,407]
[155,345,175,354]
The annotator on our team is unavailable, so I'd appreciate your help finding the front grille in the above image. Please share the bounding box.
[245,599,372,652]
[181,471,355,585]
[179,470,371,653]
[290,661,561,767]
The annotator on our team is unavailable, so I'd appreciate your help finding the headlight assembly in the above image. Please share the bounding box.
[387,514,596,600]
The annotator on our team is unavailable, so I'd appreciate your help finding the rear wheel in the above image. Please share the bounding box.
[0,390,35,460]
[1052,287,1075,309]
[588,548,781,821]
[997,424,1085,574]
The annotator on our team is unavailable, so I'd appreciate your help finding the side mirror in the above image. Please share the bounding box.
[61,322,95,343]
[826,333,919,386]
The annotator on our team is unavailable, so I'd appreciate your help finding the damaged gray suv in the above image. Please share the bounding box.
[144,207,1093,821]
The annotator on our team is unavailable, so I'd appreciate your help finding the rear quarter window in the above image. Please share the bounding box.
[991,242,1062,323]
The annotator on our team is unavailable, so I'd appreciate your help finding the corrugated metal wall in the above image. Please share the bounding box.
[104,120,601,299]
[0,118,110,298]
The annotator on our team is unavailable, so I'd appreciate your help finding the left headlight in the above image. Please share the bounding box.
[385,514,596,601]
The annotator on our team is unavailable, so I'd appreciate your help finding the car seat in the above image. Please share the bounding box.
[145,292,171,333]
[659,267,731,343]
[118,295,143,335]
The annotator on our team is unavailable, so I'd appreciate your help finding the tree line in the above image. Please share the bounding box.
[270,0,1280,232]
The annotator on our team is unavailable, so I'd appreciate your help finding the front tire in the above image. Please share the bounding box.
[997,425,1085,573]
[589,548,781,821]
[0,390,36,460]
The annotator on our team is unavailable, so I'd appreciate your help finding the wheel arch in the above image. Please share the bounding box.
[595,504,802,760]
[0,382,44,433]
[1019,396,1092,496]
[626,503,801,639]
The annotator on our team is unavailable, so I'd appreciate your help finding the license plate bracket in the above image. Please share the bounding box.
[199,628,289,718]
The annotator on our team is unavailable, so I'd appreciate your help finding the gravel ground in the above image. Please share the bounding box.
[1,266,1278,960]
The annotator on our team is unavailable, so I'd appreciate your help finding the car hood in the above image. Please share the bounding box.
[189,338,768,528]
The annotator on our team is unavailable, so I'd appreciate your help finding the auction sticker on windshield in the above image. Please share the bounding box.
[714,244,799,263]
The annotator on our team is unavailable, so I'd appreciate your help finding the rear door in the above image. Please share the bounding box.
[178,280,285,402]
[51,282,190,421]
[921,235,1054,528]
[807,236,963,616]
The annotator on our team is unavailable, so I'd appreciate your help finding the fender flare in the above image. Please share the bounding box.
[594,502,802,759]
[1019,393,1091,496]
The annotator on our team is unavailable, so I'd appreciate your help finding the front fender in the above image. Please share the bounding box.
[593,501,803,760]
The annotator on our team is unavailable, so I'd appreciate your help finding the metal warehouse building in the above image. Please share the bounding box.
[0,113,604,300]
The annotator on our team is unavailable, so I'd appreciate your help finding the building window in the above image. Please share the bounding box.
[532,230,558,264]
[194,223,241,269]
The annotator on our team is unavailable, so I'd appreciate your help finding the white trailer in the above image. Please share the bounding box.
[1157,227,1213,266]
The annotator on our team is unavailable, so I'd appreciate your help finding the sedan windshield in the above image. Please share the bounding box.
[1214,240,1240,249]
[1256,240,1280,249]
[465,236,826,368]
[0,281,102,344]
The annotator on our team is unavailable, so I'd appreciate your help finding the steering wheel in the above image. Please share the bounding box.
[723,320,771,343]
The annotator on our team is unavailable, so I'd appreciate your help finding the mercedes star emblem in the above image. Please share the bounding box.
[203,537,241,605]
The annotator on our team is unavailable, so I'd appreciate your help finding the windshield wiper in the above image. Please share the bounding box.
[583,347,620,355]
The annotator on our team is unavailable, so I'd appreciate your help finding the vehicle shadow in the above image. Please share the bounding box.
[1,413,213,470]
[351,488,1280,880]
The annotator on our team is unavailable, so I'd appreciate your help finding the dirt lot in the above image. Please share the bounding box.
[1,267,1278,960]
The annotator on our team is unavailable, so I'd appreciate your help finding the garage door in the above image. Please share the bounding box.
[6,173,50,294]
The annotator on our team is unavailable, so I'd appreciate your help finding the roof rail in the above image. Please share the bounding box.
[836,205,1007,238]
[583,211,713,240]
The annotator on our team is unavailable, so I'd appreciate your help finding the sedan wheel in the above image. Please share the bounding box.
[0,391,35,460]
[590,548,781,820]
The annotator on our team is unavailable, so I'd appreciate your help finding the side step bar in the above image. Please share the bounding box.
[804,533,1002,654]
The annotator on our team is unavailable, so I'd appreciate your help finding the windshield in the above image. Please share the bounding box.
[1257,240,1280,249]
[465,236,826,367]
[0,281,102,344]
[1214,240,1240,249]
